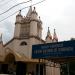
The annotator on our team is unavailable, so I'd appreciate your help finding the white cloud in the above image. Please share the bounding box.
[0,0,75,43]
[36,0,75,41]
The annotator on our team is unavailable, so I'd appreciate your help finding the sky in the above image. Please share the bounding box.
[0,0,75,43]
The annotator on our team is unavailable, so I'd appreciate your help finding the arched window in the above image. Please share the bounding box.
[20,41,27,46]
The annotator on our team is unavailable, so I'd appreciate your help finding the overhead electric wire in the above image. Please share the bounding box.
[0,0,45,23]
[0,0,16,7]
[0,0,31,16]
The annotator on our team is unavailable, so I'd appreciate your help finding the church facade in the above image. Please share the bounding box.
[0,6,60,75]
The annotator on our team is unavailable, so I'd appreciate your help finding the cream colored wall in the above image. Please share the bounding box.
[0,44,5,61]
[4,37,44,59]
[0,41,15,61]
[37,26,42,38]
[31,13,37,20]
[29,38,43,45]
[3,40,14,61]
[16,16,22,23]
[46,61,60,75]
[39,28,42,38]
[28,38,44,58]
[30,21,37,36]
[4,40,14,50]
[14,23,21,38]
[4,39,29,57]
[0,44,4,56]
[54,64,60,75]
[12,39,30,57]
[46,61,54,75]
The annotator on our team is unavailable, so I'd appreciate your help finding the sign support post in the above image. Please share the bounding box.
[38,59,40,75]
[67,62,70,75]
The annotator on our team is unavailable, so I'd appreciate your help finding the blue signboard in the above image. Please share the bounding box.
[32,40,75,59]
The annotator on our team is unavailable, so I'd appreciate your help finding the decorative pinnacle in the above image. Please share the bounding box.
[53,28,58,41]
[39,16,40,19]
[47,27,50,36]
[46,27,52,39]
[54,28,56,34]
[0,33,2,42]
[48,27,50,33]
[48,27,49,30]
[34,7,35,10]
[19,10,21,15]
[31,6,38,15]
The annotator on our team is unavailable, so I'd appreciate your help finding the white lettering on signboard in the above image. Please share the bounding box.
[41,43,63,49]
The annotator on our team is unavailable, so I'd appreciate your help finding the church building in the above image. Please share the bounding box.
[0,6,60,75]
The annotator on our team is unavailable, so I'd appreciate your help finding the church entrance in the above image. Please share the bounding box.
[4,53,16,74]
[0,53,27,75]
[0,53,46,75]
[0,53,15,74]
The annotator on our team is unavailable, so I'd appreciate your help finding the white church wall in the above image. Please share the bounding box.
[12,39,30,57]
[14,23,21,38]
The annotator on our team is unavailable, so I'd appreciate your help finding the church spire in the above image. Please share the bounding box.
[47,27,50,35]
[46,27,52,43]
[26,6,32,17]
[46,27,52,39]
[53,29,58,42]
[31,7,38,15]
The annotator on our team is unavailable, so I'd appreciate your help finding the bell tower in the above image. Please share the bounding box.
[14,6,42,39]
